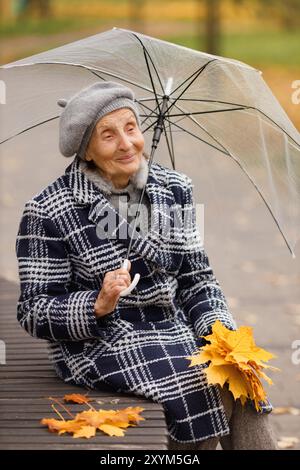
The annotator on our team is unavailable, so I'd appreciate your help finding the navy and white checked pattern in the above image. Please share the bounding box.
[16,155,239,443]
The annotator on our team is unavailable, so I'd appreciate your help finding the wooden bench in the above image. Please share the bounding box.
[0,277,168,450]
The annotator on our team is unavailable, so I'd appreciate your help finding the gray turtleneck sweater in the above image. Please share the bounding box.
[80,155,151,236]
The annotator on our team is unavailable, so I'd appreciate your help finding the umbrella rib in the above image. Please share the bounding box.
[171,102,231,155]
[85,63,164,99]
[87,70,106,81]
[138,97,160,102]
[141,48,162,114]
[131,32,164,95]
[170,102,296,257]
[172,98,300,148]
[134,99,159,132]
[170,59,217,97]
[0,100,157,145]
[142,120,158,134]
[138,100,160,126]
[0,115,59,145]
[163,115,230,156]
[166,60,218,118]
[254,108,300,149]
[6,61,161,97]
[160,106,250,118]
[140,103,162,130]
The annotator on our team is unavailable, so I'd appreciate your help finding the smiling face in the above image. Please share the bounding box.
[85,108,145,188]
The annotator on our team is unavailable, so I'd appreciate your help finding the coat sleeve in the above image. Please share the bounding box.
[16,199,105,342]
[176,177,237,337]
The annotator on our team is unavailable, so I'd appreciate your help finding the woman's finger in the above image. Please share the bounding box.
[104,278,128,292]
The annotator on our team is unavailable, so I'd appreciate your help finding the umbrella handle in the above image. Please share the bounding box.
[119,259,140,297]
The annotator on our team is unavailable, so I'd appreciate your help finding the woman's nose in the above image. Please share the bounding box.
[118,132,132,150]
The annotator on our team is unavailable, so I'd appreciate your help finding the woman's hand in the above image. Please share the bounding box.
[94,261,132,318]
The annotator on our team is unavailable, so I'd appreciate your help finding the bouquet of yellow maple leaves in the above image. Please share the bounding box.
[188,320,279,411]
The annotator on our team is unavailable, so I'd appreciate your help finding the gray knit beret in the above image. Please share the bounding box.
[57,81,141,158]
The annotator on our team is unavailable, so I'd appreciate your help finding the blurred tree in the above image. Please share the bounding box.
[128,0,145,32]
[203,0,221,55]
[0,0,12,22]
[258,0,300,30]
[16,0,53,19]
[199,0,300,55]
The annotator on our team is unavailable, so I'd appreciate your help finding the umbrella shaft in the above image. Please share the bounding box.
[152,96,169,149]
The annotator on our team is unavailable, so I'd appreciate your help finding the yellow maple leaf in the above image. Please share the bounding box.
[98,424,125,437]
[120,407,145,423]
[63,393,92,404]
[187,320,279,411]
[73,425,96,439]
[41,418,83,435]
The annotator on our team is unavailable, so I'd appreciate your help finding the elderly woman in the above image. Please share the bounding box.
[16,82,277,450]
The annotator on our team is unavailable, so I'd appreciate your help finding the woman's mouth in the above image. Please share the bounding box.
[117,154,135,163]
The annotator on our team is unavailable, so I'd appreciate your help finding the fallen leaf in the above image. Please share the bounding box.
[277,436,299,449]
[64,393,93,404]
[273,407,300,416]
[98,424,125,437]
[41,418,82,435]
[73,425,96,439]
[188,320,279,411]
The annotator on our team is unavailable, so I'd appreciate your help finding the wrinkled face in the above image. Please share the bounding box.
[85,108,144,185]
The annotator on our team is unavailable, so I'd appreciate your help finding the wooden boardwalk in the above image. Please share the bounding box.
[0,278,168,450]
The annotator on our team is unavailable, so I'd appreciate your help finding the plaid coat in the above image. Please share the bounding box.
[16,155,237,443]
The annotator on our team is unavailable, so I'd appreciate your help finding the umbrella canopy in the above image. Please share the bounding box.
[1,27,299,258]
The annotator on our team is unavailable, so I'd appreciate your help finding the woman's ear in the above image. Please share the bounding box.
[85,149,92,162]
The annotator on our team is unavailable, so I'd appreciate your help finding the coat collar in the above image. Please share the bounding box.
[65,155,176,269]
[78,153,150,196]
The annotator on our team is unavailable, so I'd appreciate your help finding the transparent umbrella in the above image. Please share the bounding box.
[1,27,299,292]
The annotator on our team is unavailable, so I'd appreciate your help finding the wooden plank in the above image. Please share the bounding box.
[0,371,58,378]
[0,435,166,444]
[0,387,120,396]
[0,402,158,410]
[3,361,50,366]
[0,365,54,371]
[0,420,167,429]
[0,394,150,400]
[4,362,53,368]
[5,354,49,360]
[5,340,46,346]
[1,333,40,338]
[0,411,164,420]
[0,378,60,384]
[0,427,167,435]
[0,403,165,412]
[0,384,80,391]
[0,391,85,398]
[1,443,167,450]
